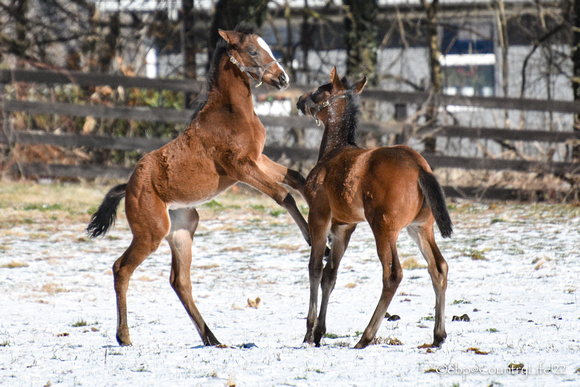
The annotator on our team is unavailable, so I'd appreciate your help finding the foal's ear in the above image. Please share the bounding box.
[352,76,367,94]
[330,67,342,87]
[218,29,242,46]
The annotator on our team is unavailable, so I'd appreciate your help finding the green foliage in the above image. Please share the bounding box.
[24,203,63,212]
[203,200,224,210]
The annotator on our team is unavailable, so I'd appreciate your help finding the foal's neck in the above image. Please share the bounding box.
[318,103,357,160]
[210,57,254,115]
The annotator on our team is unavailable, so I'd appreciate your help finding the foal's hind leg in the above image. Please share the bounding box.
[313,223,356,346]
[113,196,169,346]
[407,223,448,347]
[166,208,220,346]
[355,225,402,349]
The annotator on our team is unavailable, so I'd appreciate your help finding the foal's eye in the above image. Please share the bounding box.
[249,50,258,56]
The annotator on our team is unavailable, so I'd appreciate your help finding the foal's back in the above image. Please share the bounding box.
[308,144,431,227]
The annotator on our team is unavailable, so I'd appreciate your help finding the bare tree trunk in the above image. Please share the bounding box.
[494,0,509,125]
[299,0,312,83]
[181,0,196,80]
[421,0,441,154]
[208,0,270,68]
[11,0,29,63]
[343,0,378,84]
[98,12,120,73]
[573,0,580,161]
[180,0,196,107]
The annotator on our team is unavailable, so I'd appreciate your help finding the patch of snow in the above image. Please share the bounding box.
[1,201,579,385]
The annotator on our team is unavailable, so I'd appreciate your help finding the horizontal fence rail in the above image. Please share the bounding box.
[0,69,204,93]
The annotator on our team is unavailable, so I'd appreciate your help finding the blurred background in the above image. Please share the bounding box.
[1,0,579,201]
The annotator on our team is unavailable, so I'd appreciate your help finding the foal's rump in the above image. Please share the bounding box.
[365,145,453,238]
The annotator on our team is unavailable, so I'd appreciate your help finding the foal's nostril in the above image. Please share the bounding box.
[296,97,305,113]
[279,73,288,86]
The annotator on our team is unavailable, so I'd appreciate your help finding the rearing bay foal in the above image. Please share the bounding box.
[297,68,452,349]
[87,25,311,346]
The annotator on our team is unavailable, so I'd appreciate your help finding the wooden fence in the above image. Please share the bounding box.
[1,69,579,201]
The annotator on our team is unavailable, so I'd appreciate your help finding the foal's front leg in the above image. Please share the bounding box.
[257,154,307,195]
[313,223,356,346]
[303,212,330,344]
[224,158,312,245]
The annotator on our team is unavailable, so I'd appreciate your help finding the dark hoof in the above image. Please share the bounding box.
[385,313,400,321]
[313,327,325,346]
[433,333,447,348]
[203,334,221,346]
[116,333,132,347]
[202,324,221,346]
[204,339,221,346]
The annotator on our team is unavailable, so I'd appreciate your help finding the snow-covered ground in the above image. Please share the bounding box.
[1,196,579,386]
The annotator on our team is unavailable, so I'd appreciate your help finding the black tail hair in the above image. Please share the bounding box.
[418,170,453,238]
[86,184,127,238]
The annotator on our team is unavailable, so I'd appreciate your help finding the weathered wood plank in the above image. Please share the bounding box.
[4,69,580,113]
[3,100,194,122]
[420,126,580,142]
[443,186,577,202]
[424,155,579,175]
[0,69,204,93]
[12,163,134,180]
[362,89,580,114]
[0,130,169,152]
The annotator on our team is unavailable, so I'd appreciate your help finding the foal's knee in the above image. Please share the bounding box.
[308,259,324,278]
[385,268,403,289]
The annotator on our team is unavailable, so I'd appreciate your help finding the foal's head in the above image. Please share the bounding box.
[296,67,366,127]
[218,26,289,90]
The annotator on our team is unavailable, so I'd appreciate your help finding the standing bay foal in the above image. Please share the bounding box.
[87,25,311,346]
[297,68,453,349]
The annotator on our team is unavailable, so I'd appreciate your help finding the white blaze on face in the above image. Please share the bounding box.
[257,37,288,80]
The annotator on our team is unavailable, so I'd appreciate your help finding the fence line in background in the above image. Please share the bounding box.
[1,69,579,202]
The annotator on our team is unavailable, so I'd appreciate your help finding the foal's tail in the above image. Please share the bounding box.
[86,184,127,238]
[418,170,453,238]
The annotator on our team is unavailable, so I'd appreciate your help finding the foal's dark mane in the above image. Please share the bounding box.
[339,78,360,147]
[190,23,259,119]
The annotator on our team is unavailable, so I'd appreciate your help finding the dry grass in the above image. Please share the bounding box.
[401,257,426,270]
[0,180,109,230]
[435,168,579,202]
[0,260,29,268]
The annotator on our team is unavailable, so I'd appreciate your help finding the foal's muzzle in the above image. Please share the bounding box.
[277,72,289,89]
[296,94,326,126]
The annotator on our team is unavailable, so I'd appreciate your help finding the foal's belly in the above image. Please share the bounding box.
[166,176,237,210]
[329,197,366,224]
